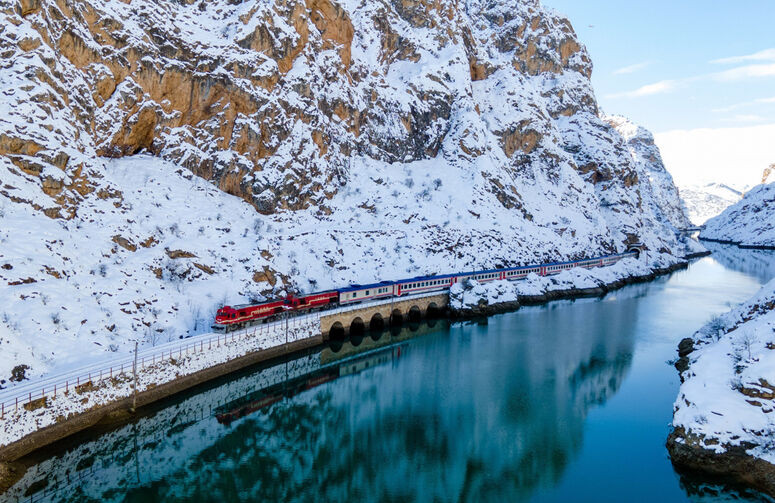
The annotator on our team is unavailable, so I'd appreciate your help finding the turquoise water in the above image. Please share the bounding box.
[8,248,775,503]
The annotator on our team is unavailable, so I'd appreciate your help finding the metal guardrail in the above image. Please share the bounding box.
[0,313,320,420]
[0,290,446,420]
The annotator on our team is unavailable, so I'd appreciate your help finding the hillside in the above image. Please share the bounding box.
[0,0,694,381]
[701,183,775,248]
[679,183,744,226]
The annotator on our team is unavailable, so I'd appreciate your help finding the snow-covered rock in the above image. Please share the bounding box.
[701,183,775,248]
[669,278,775,494]
[0,0,696,382]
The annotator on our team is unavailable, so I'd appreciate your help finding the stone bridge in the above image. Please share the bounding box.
[320,293,448,340]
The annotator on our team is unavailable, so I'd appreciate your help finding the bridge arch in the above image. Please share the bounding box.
[426,302,442,319]
[369,313,385,332]
[390,309,403,326]
[408,305,422,323]
[329,322,345,341]
[350,317,365,338]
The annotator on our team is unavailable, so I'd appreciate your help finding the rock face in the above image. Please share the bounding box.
[679,183,743,226]
[701,183,775,248]
[764,165,775,185]
[0,0,696,379]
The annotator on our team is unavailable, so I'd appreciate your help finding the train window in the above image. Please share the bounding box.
[366,290,370,295]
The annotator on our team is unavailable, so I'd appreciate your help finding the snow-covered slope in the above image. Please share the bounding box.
[606,115,691,230]
[669,278,775,491]
[701,183,775,248]
[679,183,743,226]
[0,0,695,382]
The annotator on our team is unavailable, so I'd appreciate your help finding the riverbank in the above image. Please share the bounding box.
[700,237,775,251]
[0,317,320,470]
[449,255,689,318]
[667,277,775,497]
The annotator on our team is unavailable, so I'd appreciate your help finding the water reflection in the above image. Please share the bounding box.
[7,296,639,503]
[703,241,775,284]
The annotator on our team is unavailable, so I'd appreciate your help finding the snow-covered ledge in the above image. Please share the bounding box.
[449,254,685,317]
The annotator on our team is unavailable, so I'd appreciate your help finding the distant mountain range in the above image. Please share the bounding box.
[679,183,745,226]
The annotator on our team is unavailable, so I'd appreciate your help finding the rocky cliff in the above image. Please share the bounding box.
[0,0,693,379]
[606,115,691,230]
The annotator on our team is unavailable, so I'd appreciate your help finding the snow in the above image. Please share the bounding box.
[701,182,775,247]
[0,315,320,449]
[672,277,775,462]
[449,256,671,311]
[679,183,744,226]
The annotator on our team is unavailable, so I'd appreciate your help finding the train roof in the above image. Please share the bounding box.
[332,252,633,295]
[338,281,397,293]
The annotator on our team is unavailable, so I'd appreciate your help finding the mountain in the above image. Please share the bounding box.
[701,182,775,248]
[0,0,694,380]
[679,183,744,226]
[606,115,691,230]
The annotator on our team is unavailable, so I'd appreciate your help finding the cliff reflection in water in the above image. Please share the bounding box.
[701,241,775,284]
[9,295,640,503]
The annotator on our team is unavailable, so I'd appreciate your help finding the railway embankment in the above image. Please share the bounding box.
[449,256,690,319]
[0,316,321,484]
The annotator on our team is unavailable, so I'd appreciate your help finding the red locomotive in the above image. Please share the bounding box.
[214,290,338,331]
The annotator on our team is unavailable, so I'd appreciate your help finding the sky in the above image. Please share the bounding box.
[542,0,775,188]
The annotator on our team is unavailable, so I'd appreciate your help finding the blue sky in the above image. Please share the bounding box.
[543,0,775,133]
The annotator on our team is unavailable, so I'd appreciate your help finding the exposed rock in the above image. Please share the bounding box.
[112,235,136,252]
[9,365,30,383]
[165,249,196,259]
[763,164,774,185]
[677,337,694,357]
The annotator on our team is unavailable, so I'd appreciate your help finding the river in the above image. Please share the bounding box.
[6,244,775,503]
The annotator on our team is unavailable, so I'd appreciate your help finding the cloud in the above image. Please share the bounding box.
[607,79,678,99]
[713,63,775,82]
[613,61,651,75]
[654,123,775,187]
[711,48,775,65]
[610,55,775,100]
[723,114,768,124]
[712,96,775,113]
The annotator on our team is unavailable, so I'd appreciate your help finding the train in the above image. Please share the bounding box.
[213,245,645,332]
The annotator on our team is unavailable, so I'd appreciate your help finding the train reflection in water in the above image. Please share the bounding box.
[215,342,405,426]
